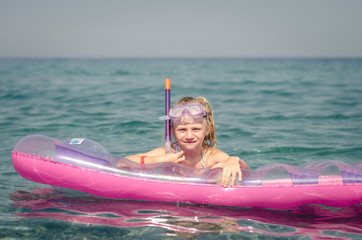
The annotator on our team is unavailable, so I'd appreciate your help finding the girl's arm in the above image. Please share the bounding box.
[210,150,249,187]
[116,147,185,168]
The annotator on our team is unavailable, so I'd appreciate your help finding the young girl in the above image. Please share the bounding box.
[118,96,249,187]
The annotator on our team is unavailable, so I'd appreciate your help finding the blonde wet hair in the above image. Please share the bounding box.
[173,96,217,150]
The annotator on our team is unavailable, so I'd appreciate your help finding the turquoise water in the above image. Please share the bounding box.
[1,58,361,239]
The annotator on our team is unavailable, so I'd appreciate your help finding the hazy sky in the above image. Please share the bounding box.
[1,0,362,58]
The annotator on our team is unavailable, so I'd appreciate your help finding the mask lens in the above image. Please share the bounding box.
[187,105,202,115]
[169,107,185,118]
[169,103,204,119]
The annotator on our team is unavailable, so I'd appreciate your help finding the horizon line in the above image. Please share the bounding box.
[1,56,362,60]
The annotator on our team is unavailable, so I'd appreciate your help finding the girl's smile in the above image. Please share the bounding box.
[173,122,207,150]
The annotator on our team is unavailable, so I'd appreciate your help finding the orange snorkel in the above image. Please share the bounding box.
[164,78,172,153]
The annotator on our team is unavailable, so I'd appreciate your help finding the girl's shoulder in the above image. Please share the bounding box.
[206,148,230,164]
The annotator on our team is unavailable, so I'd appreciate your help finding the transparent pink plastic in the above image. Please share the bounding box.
[11,135,362,209]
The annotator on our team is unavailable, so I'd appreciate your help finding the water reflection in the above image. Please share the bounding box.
[9,188,362,239]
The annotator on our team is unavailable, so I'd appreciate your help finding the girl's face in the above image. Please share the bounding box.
[172,119,208,152]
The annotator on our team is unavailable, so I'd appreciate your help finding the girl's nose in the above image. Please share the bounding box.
[185,130,193,138]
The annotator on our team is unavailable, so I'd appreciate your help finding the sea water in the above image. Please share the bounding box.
[1,58,361,239]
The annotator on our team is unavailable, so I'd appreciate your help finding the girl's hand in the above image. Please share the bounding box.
[160,151,185,163]
[211,156,243,187]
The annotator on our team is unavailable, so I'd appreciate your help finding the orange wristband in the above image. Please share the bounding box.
[140,156,146,165]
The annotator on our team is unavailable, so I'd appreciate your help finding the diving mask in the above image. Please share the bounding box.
[159,103,208,121]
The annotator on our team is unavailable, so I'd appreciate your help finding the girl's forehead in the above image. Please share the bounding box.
[173,121,205,128]
[172,115,204,125]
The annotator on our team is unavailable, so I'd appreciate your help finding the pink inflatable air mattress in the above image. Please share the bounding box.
[11,135,362,209]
